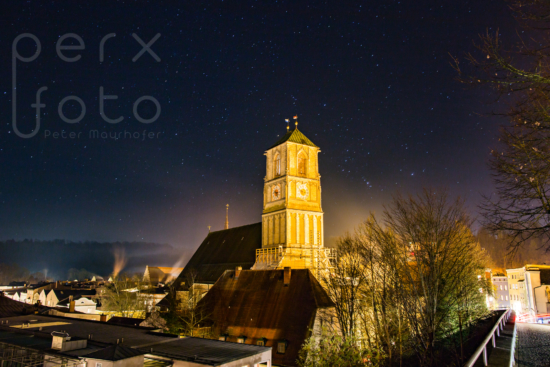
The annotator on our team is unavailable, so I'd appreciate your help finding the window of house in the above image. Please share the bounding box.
[501,296,503,300]
[505,285,507,290]
[96,363,102,367]
[277,341,287,354]
[506,296,508,301]
[298,157,306,176]
[237,336,247,344]
[500,285,503,290]
[257,338,267,346]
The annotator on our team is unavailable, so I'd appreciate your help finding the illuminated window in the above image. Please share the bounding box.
[500,285,503,290]
[501,296,503,300]
[506,296,508,301]
[257,338,267,346]
[96,364,102,367]
[505,285,507,290]
[237,336,247,344]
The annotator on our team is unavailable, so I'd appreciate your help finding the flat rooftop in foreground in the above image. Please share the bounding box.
[0,314,271,366]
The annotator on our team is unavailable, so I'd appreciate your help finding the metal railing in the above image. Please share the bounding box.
[463,308,513,367]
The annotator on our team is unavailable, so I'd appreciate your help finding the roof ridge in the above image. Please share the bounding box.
[207,221,262,234]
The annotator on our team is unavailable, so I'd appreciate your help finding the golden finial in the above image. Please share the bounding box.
[285,118,289,131]
[293,115,298,127]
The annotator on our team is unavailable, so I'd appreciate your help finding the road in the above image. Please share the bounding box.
[516,323,550,366]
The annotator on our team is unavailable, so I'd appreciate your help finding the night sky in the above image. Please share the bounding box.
[0,1,515,267]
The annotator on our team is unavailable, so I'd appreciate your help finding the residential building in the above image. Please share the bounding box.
[491,275,510,309]
[507,264,550,316]
[45,289,97,308]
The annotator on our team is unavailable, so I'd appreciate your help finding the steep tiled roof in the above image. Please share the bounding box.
[268,128,318,150]
[0,295,41,317]
[199,269,334,367]
[174,223,262,288]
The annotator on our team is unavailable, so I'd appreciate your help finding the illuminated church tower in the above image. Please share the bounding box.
[253,119,334,273]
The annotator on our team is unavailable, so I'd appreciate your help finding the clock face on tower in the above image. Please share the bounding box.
[271,184,281,201]
[297,183,309,200]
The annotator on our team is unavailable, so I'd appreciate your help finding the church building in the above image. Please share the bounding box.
[173,121,335,289]
[164,121,336,366]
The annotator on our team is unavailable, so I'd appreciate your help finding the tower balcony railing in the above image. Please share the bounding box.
[255,246,285,267]
[255,245,337,272]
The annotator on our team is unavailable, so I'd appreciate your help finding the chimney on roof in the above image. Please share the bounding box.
[225,204,229,230]
[284,267,291,286]
[55,281,59,289]
[100,314,107,322]
[235,266,242,279]
[69,296,75,313]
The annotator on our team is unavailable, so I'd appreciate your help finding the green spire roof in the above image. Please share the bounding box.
[268,127,318,150]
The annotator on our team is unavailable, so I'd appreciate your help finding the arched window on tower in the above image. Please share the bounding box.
[274,154,281,176]
[298,153,307,177]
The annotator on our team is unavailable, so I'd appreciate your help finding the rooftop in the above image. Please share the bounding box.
[174,222,261,288]
[268,127,318,150]
[0,314,270,366]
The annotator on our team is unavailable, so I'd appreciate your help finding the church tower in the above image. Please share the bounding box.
[254,119,334,272]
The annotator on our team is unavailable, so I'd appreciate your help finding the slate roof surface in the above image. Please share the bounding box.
[268,127,318,150]
[199,268,334,366]
[107,316,145,327]
[175,222,262,288]
[85,344,145,361]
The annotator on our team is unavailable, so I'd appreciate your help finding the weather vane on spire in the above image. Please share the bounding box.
[294,115,298,127]
[285,118,289,131]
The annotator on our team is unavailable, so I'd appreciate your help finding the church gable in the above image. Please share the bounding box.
[175,223,262,287]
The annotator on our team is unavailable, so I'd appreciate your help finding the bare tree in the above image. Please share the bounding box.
[362,190,491,366]
[453,0,550,252]
[102,273,146,318]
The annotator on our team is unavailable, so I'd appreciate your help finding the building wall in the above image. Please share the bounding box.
[507,268,527,313]
[491,276,510,309]
[534,286,550,315]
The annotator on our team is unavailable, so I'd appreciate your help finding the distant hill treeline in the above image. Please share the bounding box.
[0,239,188,281]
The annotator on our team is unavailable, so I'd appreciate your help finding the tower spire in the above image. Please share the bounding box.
[225,204,229,229]
[293,115,298,128]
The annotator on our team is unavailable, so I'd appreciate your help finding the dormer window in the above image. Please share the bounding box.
[277,340,288,354]
[237,336,247,344]
[274,154,281,176]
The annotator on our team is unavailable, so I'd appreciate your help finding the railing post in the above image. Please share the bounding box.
[492,332,496,347]
[483,345,488,366]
